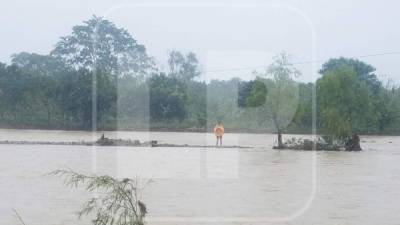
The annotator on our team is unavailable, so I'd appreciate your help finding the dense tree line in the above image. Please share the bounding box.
[0,16,399,140]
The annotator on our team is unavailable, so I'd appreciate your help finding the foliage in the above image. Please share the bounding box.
[317,65,378,141]
[319,57,381,93]
[149,73,187,121]
[50,169,149,225]
[12,52,68,76]
[56,69,117,129]
[51,15,154,78]
[238,81,253,108]
[254,53,300,147]
[185,80,207,127]
[167,50,200,81]
[376,82,400,132]
[1,16,400,136]
[292,82,313,131]
[238,80,267,108]
[116,76,150,129]
[206,78,242,128]
[262,53,300,131]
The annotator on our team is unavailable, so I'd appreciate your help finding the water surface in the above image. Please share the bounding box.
[0,129,399,225]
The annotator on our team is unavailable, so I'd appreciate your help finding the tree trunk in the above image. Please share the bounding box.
[277,132,283,149]
[345,134,362,151]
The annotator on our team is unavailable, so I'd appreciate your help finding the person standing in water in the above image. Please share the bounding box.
[214,121,225,146]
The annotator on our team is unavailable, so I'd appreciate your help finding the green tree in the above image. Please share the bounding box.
[117,76,150,129]
[56,69,116,129]
[12,52,67,76]
[319,57,381,93]
[0,65,31,122]
[292,82,313,132]
[0,63,6,119]
[317,65,378,150]
[29,75,58,125]
[51,169,148,225]
[11,53,68,125]
[376,81,400,132]
[238,80,267,108]
[51,15,154,78]
[167,50,200,81]
[256,53,300,148]
[206,78,242,129]
[149,73,187,122]
[185,80,207,127]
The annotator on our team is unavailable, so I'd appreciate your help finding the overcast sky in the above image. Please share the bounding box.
[1,0,399,82]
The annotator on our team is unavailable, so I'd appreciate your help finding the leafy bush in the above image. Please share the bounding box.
[50,169,149,225]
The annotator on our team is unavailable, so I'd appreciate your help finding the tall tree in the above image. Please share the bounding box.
[319,57,381,93]
[149,73,187,122]
[51,15,154,78]
[317,65,378,150]
[167,50,200,81]
[256,53,300,148]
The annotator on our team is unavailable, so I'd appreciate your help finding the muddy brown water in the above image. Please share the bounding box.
[0,129,399,225]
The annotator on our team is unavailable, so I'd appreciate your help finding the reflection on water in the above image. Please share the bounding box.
[0,129,399,225]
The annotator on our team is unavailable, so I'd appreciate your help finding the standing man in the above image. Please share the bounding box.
[214,121,225,146]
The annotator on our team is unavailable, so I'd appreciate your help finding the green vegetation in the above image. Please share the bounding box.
[149,73,188,122]
[254,53,300,148]
[317,66,372,150]
[316,58,400,150]
[0,16,399,149]
[51,169,149,225]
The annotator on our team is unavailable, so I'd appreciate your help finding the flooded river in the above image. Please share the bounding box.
[0,129,399,225]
